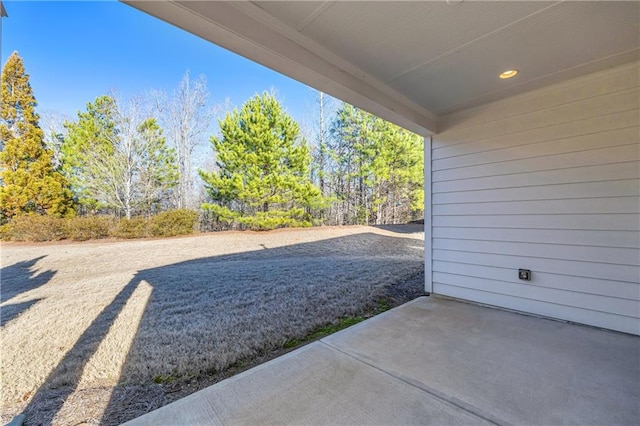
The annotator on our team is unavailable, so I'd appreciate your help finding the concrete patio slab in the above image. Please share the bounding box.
[125,297,640,426]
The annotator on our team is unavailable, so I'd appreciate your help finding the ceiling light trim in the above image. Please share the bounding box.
[499,69,518,79]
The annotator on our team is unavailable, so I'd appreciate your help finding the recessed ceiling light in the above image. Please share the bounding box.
[499,69,518,79]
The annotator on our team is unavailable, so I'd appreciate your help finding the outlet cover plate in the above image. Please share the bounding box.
[519,269,532,281]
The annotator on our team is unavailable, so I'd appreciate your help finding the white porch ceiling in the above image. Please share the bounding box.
[124,1,640,135]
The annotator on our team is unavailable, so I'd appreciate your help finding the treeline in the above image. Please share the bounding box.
[318,99,424,226]
[0,51,423,237]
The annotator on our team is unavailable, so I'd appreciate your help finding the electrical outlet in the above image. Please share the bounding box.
[518,269,531,281]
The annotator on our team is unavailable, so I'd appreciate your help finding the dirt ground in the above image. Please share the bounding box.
[1,225,425,425]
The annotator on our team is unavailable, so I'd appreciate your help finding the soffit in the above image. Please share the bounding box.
[124,1,640,134]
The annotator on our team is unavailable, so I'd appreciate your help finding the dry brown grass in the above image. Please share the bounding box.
[0,225,424,425]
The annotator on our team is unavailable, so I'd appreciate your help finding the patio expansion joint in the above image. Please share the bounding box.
[319,340,511,426]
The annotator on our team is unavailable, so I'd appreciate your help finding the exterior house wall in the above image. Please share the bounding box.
[430,62,639,335]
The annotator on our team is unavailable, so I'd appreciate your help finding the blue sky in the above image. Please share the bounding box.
[1,0,326,129]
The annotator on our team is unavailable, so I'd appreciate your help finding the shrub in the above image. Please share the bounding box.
[0,215,67,242]
[66,216,115,241]
[114,217,149,239]
[0,211,199,242]
[150,209,199,237]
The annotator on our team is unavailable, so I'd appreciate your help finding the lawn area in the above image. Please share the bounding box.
[0,225,424,425]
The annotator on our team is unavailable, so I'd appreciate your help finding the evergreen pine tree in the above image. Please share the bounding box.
[61,95,119,212]
[0,51,75,219]
[329,103,423,225]
[200,92,322,229]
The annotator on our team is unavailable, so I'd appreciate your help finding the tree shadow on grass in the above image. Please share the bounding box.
[20,277,141,425]
[16,232,424,425]
[103,232,425,424]
[1,256,54,303]
[1,256,55,327]
[1,299,43,327]
[371,223,424,234]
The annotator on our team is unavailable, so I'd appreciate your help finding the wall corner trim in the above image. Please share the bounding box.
[424,135,433,294]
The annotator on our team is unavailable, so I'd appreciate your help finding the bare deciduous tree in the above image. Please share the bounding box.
[152,71,213,210]
[309,90,336,223]
[63,94,178,218]
[39,110,70,169]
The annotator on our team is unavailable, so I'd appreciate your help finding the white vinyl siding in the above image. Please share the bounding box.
[430,62,640,335]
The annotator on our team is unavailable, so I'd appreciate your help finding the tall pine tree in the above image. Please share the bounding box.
[200,92,322,229]
[0,52,75,219]
[61,95,118,212]
[328,103,423,225]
